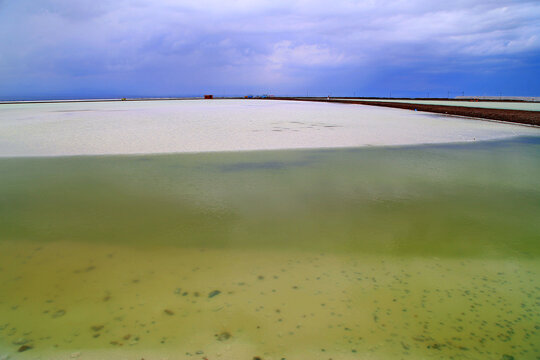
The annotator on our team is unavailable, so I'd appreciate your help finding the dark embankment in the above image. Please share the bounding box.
[269,98,540,127]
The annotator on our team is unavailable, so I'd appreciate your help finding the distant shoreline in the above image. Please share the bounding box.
[0,97,209,105]
[269,98,540,127]
[1,96,539,105]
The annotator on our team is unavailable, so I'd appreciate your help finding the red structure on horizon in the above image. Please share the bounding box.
[204,95,213,99]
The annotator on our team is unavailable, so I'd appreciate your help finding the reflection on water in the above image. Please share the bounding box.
[1,137,539,359]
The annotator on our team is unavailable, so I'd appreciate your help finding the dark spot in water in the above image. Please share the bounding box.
[215,331,231,341]
[164,309,174,316]
[52,309,66,318]
[427,343,444,350]
[208,290,221,298]
[502,355,514,360]
[18,345,32,352]
[91,325,104,332]
[413,335,432,342]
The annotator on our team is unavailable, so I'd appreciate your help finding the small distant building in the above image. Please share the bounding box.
[204,95,213,99]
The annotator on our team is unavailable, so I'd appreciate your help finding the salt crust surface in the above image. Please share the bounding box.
[0,99,538,157]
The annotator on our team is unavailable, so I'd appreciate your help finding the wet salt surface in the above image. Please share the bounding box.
[0,99,539,157]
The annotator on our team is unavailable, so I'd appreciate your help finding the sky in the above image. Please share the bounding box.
[1,0,539,99]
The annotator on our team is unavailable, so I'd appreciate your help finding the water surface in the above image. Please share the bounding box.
[1,137,539,359]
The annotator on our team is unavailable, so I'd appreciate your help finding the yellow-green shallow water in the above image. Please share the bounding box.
[1,137,540,359]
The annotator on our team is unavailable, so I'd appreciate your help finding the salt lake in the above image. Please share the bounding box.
[1,100,539,359]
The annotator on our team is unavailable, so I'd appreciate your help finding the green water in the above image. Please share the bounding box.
[1,138,539,359]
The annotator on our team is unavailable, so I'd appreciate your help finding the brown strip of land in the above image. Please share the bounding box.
[269,98,540,127]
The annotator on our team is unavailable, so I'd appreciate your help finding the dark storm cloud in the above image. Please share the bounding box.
[1,0,539,99]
